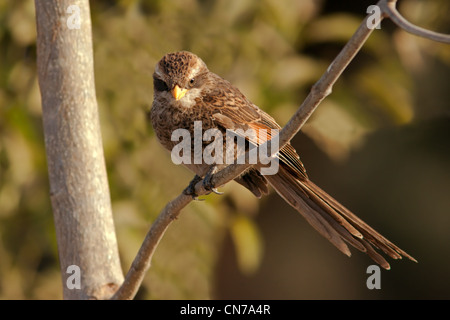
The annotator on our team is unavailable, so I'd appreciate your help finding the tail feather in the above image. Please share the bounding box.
[303,179,415,262]
[266,166,417,269]
[266,169,352,257]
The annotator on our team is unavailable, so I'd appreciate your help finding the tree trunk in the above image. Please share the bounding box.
[35,0,124,299]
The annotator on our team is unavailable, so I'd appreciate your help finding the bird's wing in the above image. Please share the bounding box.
[208,83,308,180]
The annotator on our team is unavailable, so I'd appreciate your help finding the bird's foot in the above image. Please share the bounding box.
[203,166,224,195]
[183,175,204,201]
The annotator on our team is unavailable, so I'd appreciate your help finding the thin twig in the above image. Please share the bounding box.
[381,0,450,44]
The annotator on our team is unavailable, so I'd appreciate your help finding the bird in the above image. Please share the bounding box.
[150,50,416,270]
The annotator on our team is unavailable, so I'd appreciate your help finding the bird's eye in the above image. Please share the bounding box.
[189,78,195,85]
[154,78,169,92]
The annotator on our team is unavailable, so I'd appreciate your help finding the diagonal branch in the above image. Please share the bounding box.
[111,7,385,300]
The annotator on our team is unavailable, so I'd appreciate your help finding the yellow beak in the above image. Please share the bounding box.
[171,85,188,101]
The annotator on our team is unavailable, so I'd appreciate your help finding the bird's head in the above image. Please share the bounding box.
[153,51,209,107]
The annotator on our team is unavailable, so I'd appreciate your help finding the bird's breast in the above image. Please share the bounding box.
[151,97,218,152]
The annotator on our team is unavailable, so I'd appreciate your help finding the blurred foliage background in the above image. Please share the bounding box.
[0,0,449,299]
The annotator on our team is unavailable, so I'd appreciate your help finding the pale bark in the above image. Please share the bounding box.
[35,0,123,299]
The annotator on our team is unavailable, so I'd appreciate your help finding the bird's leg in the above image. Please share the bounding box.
[183,174,204,201]
[203,165,224,195]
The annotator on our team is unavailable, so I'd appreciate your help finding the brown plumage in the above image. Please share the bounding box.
[150,51,416,269]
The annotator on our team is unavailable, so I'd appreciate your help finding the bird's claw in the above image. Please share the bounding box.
[203,166,224,195]
[184,167,224,200]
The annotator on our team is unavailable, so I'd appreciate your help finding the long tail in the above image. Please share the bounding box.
[265,166,417,269]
